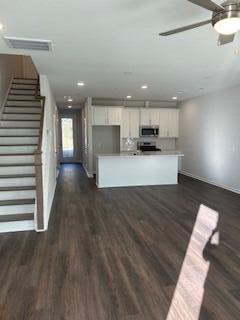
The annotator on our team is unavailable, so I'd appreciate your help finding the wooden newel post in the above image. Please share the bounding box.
[34,150,44,230]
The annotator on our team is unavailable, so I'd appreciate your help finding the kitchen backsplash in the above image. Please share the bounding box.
[121,137,177,151]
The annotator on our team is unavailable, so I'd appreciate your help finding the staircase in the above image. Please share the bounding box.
[0,77,43,232]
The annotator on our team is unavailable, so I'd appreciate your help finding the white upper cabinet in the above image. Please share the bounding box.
[92,107,107,125]
[140,109,160,126]
[121,108,140,138]
[168,109,179,137]
[159,109,169,137]
[140,109,151,126]
[159,109,179,138]
[149,109,160,126]
[129,109,140,138]
[92,106,122,125]
[108,108,122,125]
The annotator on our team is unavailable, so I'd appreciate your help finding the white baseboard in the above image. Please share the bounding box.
[179,170,240,195]
[0,220,35,233]
[82,164,94,178]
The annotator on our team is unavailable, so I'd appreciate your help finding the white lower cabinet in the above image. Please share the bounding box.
[121,108,140,138]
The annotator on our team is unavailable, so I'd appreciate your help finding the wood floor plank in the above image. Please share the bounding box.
[0,164,239,319]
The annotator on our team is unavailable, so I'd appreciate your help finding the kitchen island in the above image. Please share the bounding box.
[96,151,184,188]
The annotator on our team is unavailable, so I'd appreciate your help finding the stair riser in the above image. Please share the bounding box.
[0,190,36,201]
[0,177,35,187]
[8,95,36,101]
[13,79,37,84]
[10,90,36,95]
[0,166,35,175]
[6,101,41,107]
[0,128,39,135]
[0,146,37,154]
[0,137,38,145]
[11,84,36,90]
[0,121,40,127]
[0,203,35,215]
[0,220,35,233]
[4,107,41,114]
[0,155,35,164]
[2,114,41,120]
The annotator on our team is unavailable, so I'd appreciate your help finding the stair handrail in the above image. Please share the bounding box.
[0,76,14,120]
[34,75,46,231]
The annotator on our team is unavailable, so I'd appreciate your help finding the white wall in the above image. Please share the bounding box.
[0,54,23,107]
[82,98,93,177]
[179,85,240,194]
[40,75,59,229]
[21,55,38,79]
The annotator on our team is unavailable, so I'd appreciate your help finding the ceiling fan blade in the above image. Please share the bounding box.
[159,19,211,36]
[218,33,235,46]
[188,0,225,12]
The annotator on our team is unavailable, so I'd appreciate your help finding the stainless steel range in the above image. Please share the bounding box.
[137,141,161,152]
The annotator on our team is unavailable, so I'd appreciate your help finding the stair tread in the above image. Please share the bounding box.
[10,87,36,91]
[0,153,35,156]
[3,112,41,115]
[7,99,40,102]
[0,143,37,145]
[0,135,39,137]
[5,105,42,108]
[9,93,35,97]
[0,198,35,206]
[13,77,37,80]
[0,119,40,121]
[0,163,35,167]
[0,127,40,129]
[0,213,34,223]
[0,186,36,191]
[0,173,35,178]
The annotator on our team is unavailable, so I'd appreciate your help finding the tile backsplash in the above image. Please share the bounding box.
[121,137,177,151]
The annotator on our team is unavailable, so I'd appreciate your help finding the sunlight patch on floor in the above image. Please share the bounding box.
[167,204,219,320]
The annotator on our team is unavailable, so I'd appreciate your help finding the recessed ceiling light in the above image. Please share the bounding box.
[172,96,178,100]
[77,81,85,86]
[177,91,184,94]
[68,105,72,109]
[126,95,132,99]
[0,23,3,31]
[67,98,73,102]
[141,85,148,89]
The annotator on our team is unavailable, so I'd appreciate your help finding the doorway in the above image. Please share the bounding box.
[60,116,75,162]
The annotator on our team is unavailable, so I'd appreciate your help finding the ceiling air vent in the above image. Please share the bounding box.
[3,36,53,51]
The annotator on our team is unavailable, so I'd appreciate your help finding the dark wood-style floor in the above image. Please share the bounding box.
[0,164,239,320]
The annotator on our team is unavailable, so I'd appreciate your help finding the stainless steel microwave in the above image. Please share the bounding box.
[139,126,159,137]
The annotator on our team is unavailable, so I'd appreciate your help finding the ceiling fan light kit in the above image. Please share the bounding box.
[159,0,240,46]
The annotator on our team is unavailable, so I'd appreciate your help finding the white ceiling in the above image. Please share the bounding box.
[1,0,240,106]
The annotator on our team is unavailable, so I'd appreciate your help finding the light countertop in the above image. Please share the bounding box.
[96,150,184,158]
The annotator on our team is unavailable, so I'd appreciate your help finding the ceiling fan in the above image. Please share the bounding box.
[159,0,240,46]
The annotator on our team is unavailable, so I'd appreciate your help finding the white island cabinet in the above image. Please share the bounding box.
[96,151,184,188]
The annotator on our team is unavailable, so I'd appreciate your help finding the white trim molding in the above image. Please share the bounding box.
[179,170,240,195]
